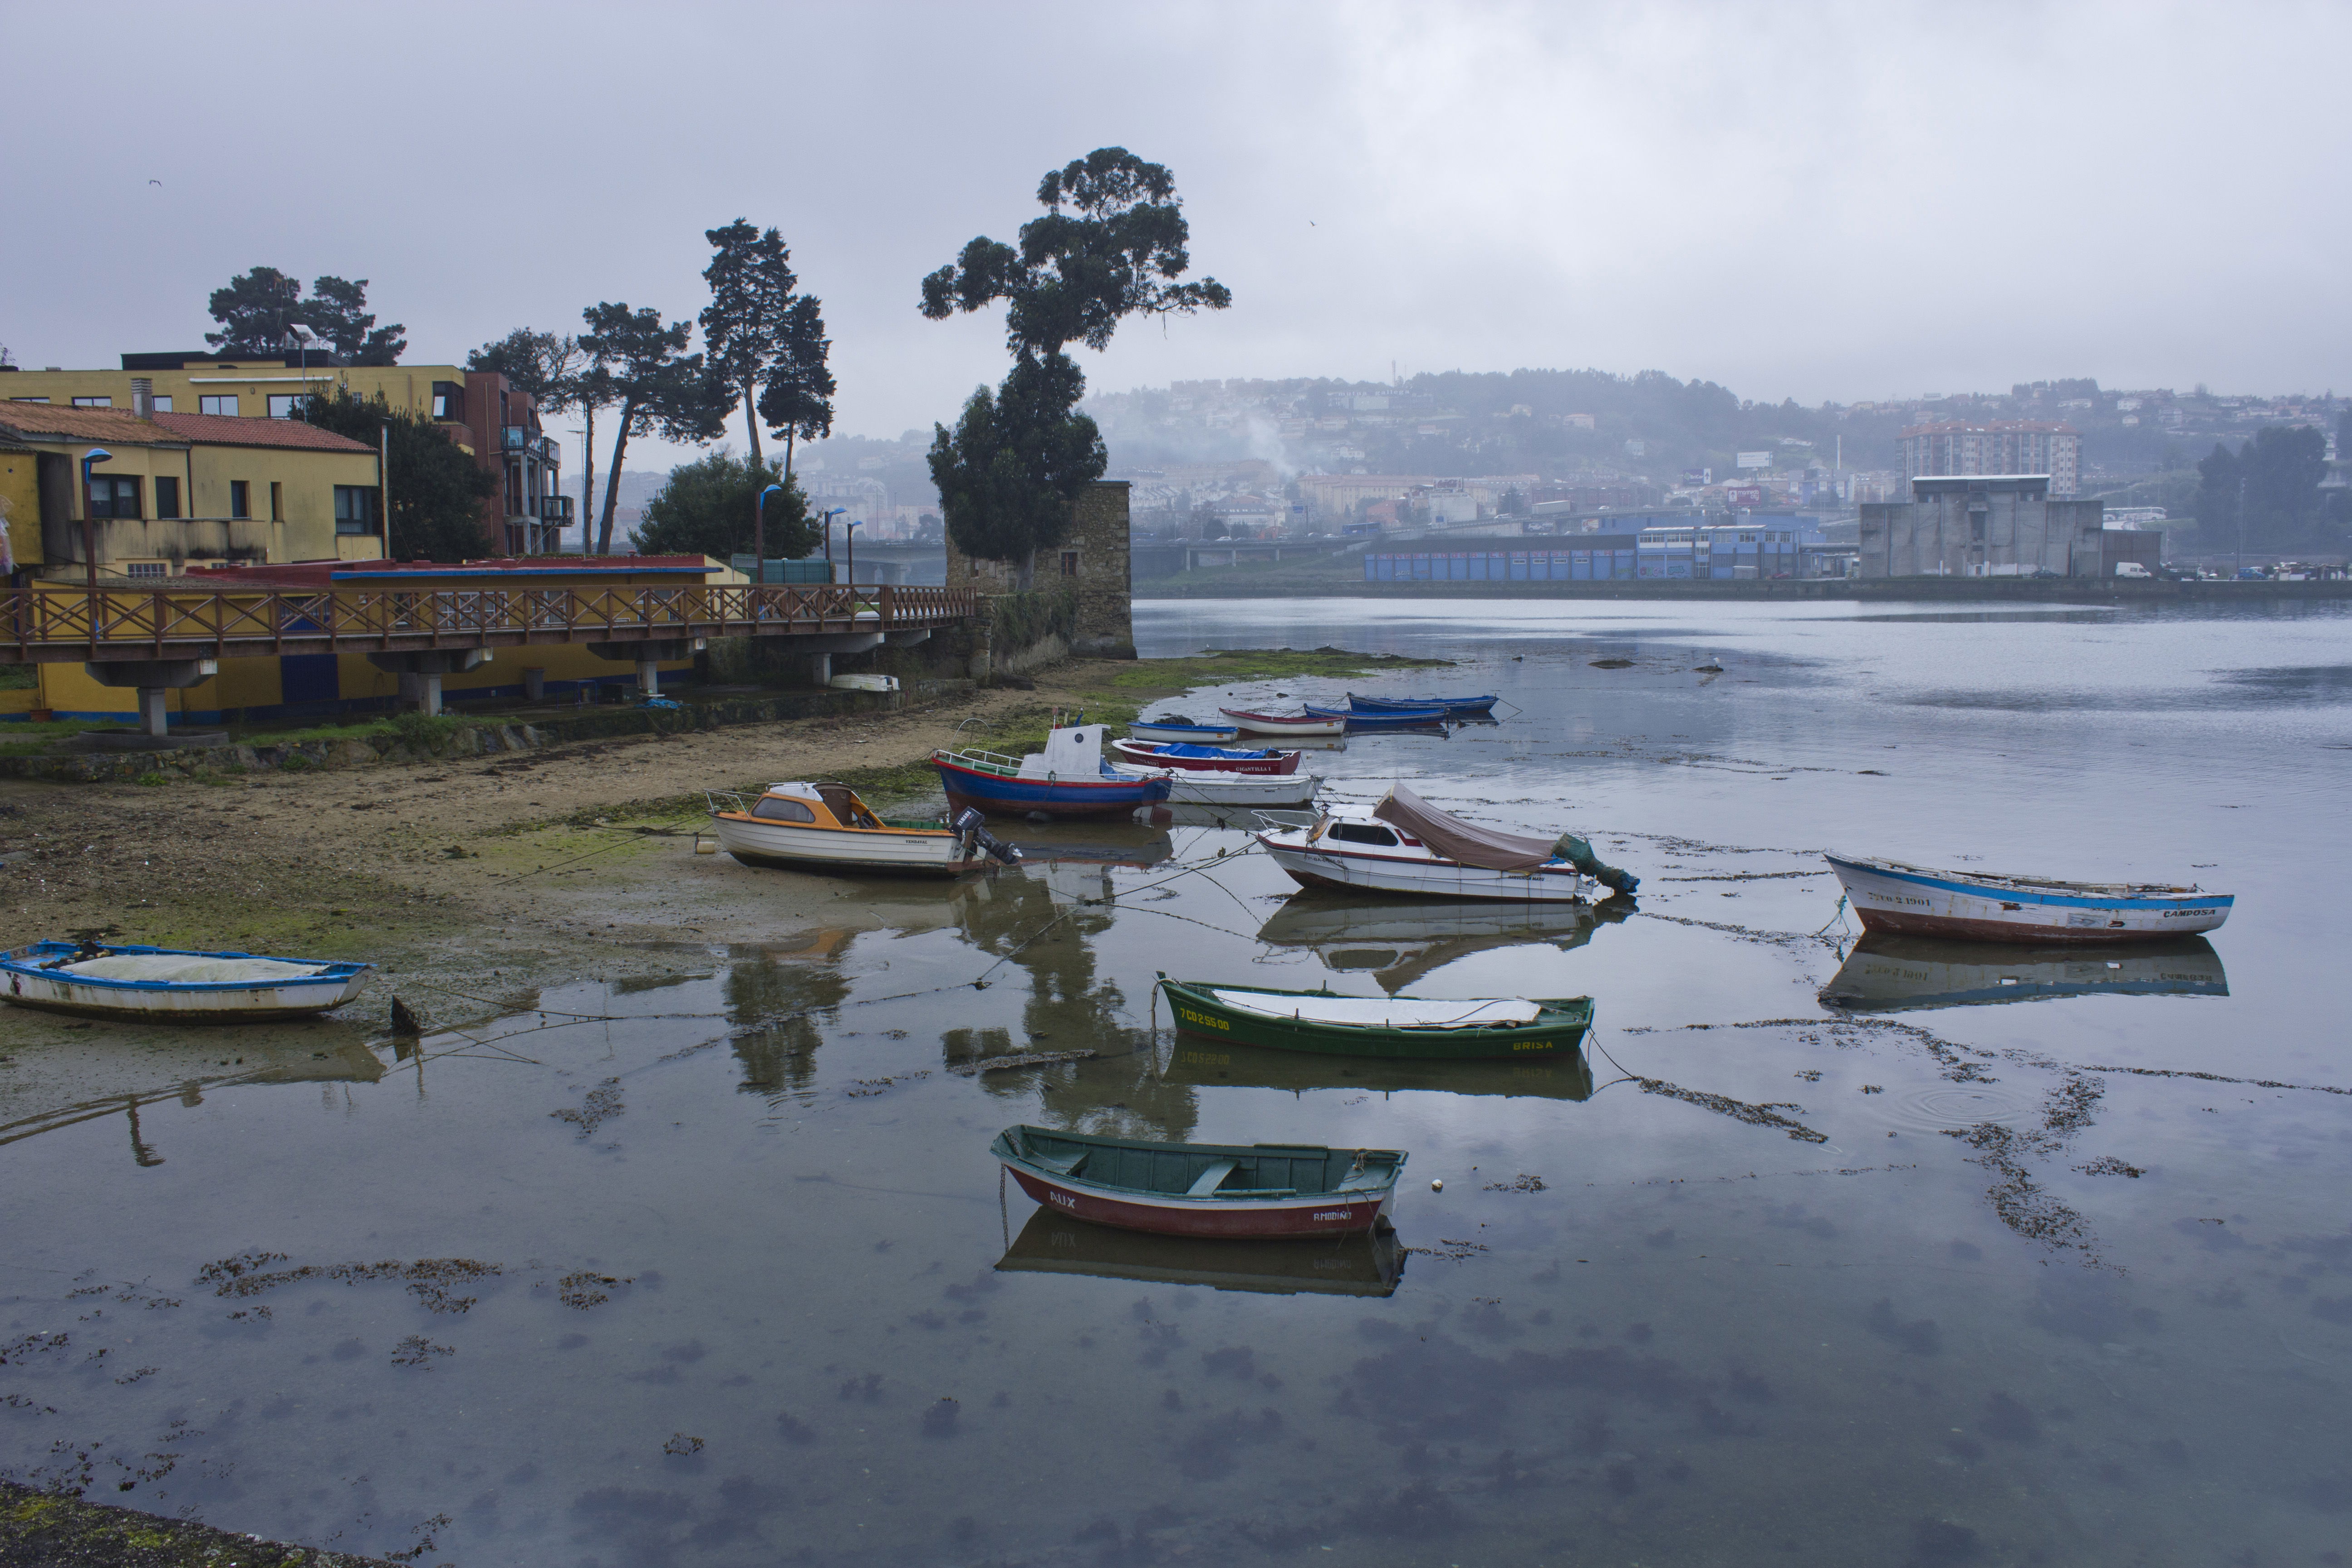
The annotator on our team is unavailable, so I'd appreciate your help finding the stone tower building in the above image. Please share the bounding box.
[944,480,1135,660]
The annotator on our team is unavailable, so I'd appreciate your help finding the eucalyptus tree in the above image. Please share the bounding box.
[578,303,728,555]
[919,147,1229,585]
[701,220,808,466]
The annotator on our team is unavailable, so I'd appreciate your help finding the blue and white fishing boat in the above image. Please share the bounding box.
[0,941,372,1023]
[934,722,1175,820]
[1823,853,2234,943]
[1303,702,1448,730]
[1347,693,1499,716]
[1129,715,1241,745]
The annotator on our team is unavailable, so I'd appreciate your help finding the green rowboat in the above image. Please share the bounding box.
[1157,974,1593,1060]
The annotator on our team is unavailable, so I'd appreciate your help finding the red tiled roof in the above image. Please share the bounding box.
[0,402,182,445]
[152,412,373,452]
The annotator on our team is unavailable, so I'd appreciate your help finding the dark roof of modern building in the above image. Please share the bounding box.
[120,350,309,371]
[151,412,373,452]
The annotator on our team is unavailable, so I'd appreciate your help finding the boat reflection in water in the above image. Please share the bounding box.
[1162,1035,1596,1102]
[1256,891,1625,995]
[1818,932,2229,1012]
[997,1207,1404,1297]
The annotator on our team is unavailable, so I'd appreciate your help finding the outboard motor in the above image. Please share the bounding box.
[1551,832,1638,896]
[954,806,1022,866]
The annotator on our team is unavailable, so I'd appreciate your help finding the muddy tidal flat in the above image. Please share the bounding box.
[5,597,2352,1567]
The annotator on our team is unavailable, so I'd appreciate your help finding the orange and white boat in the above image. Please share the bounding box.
[706,782,1017,877]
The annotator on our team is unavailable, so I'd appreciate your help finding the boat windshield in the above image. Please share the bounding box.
[817,785,884,829]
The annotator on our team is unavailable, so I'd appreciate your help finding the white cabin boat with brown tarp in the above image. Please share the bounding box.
[1254,784,1638,903]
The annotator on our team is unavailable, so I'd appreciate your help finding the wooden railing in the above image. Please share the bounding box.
[0,583,975,663]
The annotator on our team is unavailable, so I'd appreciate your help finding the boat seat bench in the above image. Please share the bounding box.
[1028,1148,1089,1177]
[1186,1158,1239,1196]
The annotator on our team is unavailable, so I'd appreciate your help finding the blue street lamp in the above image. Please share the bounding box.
[754,484,785,578]
[80,447,113,594]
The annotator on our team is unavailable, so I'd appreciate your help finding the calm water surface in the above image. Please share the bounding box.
[5,597,2350,1566]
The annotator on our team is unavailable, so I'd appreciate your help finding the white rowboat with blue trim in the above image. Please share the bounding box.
[1823,853,2232,943]
[0,941,371,1023]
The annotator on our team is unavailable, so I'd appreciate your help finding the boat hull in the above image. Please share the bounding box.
[1304,705,1448,730]
[1002,1166,1394,1239]
[0,944,369,1024]
[1348,693,1499,715]
[1219,709,1348,738]
[1159,978,1590,1059]
[710,815,981,877]
[935,758,1172,820]
[1110,768,1320,808]
[1826,854,2232,943]
[1130,722,1240,745]
[1259,831,1598,903]
[1109,739,1301,775]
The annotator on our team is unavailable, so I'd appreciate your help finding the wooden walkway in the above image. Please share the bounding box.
[0,583,974,664]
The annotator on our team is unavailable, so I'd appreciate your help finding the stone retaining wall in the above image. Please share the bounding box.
[0,679,974,784]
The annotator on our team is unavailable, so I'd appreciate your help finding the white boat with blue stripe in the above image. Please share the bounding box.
[1823,853,2233,944]
[0,941,372,1023]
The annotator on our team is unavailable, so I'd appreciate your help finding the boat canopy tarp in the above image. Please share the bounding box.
[1210,989,1542,1029]
[64,955,326,984]
[1159,743,1275,760]
[1373,784,1558,872]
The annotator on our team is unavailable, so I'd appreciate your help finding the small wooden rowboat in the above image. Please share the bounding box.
[1347,692,1499,716]
[1304,702,1449,730]
[1824,852,2234,943]
[707,782,1015,876]
[1160,975,1593,1059]
[1219,708,1348,738]
[1108,739,1303,775]
[991,1125,1406,1239]
[0,941,370,1023]
[1129,717,1241,745]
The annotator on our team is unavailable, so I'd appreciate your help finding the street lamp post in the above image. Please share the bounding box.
[844,520,861,591]
[755,484,784,578]
[80,447,113,598]
[821,507,847,584]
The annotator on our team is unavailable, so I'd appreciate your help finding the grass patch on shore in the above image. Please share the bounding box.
[1103,646,1450,692]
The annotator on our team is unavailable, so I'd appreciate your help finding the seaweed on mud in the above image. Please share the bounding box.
[2082,1064,2352,1097]
[1631,1077,1828,1142]
[557,1270,634,1310]
[204,1257,503,1314]
[1482,1174,1547,1192]
[2075,1156,2144,1178]
[1946,1123,2095,1256]
[391,1335,453,1367]
[551,1077,624,1136]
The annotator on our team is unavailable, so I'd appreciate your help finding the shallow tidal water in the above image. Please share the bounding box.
[5,596,2351,1567]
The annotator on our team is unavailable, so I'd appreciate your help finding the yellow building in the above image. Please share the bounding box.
[1,351,567,554]
[0,401,384,578]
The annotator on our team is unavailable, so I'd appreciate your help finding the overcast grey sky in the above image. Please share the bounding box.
[6,0,2345,471]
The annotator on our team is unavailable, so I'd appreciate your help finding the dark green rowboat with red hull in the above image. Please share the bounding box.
[992,1125,1406,1239]
[1157,975,1593,1060]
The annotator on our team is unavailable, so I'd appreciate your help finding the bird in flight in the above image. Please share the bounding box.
[148,179,162,186]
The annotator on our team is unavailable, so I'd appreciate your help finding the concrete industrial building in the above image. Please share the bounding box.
[1899,421,2081,497]
[1859,475,2156,578]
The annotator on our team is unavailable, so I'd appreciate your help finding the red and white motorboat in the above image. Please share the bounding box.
[1108,738,1303,775]
[990,1125,1405,1239]
[1219,707,1348,738]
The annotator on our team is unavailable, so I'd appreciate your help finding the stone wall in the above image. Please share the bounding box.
[945,479,1135,658]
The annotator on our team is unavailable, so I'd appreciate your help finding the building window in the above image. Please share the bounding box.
[334,485,379,535]
[267,393,312,419]
[200,394,239,416]
[1059,550,1079,577]
[154,475,181,519]
[124,562,168,580]
[229,480,250,519]
[149,395,172,413]
[270,481,283,522]
[87,475,142,519]
[72,396,111,407]
[8,396,49,404]
[431,381,464,421]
